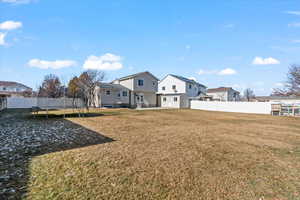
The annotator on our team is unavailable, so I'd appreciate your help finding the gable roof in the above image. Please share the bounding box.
[160,74,207,88]
[0,81,32,90]
[116,71,159,81]
[207,87,239,93]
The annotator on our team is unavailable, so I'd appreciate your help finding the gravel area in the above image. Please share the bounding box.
[0,111,113,199]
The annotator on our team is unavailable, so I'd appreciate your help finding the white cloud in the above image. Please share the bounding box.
[288,22,300,27]
[178,56,185,61]
[252,57,280,65]
[197,69,217,75]
[197,68,237,76]
[285,11,300,16]
[291,39,300,43]
[188,77,197,81]
[275,82,284,87]
[0,33,6,45]
[83,53,123,70]
[28,59,77,69]
[0,0,34,4]
[253,81,264,86]
[0,21,22,30]
[185,45,191,50]
[224,24,235,28]
[197,69,205,75]
[218,68,237,75]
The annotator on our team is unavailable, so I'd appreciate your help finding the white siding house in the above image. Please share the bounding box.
[206,87,240,101]
[158,75,207,108]
[0,81,32,97]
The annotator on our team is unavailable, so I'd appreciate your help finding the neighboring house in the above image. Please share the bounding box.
[0,81,32,97]
[254,95,300,104]
[94,83,130,108]
[158,74,207,108]
[111,71,159,108]
[206,87,240,101]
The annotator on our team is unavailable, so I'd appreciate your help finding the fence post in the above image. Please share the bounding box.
[46,97,49,119]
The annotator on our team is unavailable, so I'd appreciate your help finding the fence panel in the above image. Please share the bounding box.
[7,97,84,109]
[7,97,37,109]
[190,101,272,114]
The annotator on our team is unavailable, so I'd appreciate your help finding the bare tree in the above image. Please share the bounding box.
[38,74,63,98]
[21,90,33,97]
[243,88,255,102]
[73,70,105,109]
[272,65,300,96]
[286,65,300,95]
[67,76,83,109]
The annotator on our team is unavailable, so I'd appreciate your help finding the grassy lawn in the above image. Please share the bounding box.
[3,109,300,199]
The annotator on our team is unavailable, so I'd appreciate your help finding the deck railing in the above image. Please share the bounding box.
[271,103,300,116]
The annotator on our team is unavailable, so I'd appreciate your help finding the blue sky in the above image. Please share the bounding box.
[1,0,300,95]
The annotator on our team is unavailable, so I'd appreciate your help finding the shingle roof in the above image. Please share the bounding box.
[117,71,159,81]
[255,95,300,100]
[207,87,239,93]
[169,74,207,88]
[99,83,128,90]
[0,81,32,90]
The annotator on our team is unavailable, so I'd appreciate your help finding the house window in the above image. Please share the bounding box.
[172,85,176,90]
[106,90,111,95]
[163,97,167,102]
[118,93,121,97]
[140,96,144,102]
[138,80,144,86]
[189,84,192,89]
[153,81,156,86]
[162,86,166,90]
[174,97,178,102]
[3,87,6,91]
[122,91,128,96]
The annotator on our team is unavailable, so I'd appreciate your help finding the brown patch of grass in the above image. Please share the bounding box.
[26,109,300,199]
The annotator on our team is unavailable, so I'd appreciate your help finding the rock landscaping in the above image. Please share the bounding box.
[0,111,113,199]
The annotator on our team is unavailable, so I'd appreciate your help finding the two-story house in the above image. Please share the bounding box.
[206,87,240,101]
[94,83,130,108]
[158,74,207,108]
[112,71,159,108]
[0,81,32,97]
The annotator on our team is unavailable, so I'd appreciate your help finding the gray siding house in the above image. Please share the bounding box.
[94,71,159,108]
[94,83,130,108]
[112,71,159,108]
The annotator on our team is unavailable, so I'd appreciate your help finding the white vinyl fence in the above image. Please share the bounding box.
[190,101,272,114]
[7,97,84,109]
